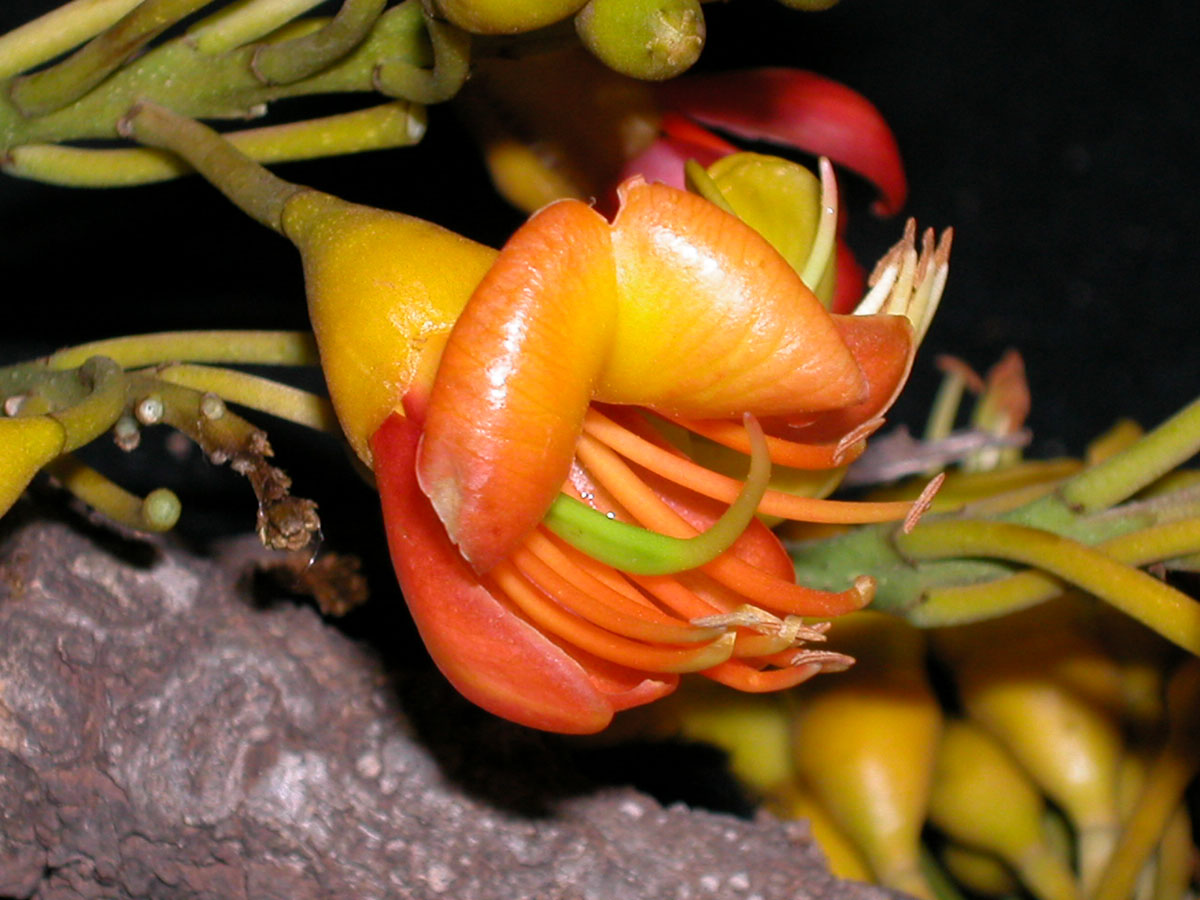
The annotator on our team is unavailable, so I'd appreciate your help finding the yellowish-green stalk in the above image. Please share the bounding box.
[45,454,181,531]
[188,0,325,53]
[896,519,1200,654]
[0,0,141,79]
[251,0,385,85]
[1092,659,1200,900]
[9,0,217,117]
[5,101,425,187]
[1060,396,1200,513]
[911,516,1200,627]
[155,363,338,434]
[45,330,318,370]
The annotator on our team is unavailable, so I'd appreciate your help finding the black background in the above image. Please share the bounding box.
[1,0,1198,542]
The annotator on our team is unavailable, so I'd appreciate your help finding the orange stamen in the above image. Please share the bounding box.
[702,659,826,692]
[514,533,720,645]
[631,572,729,621]
[583,408,916,524]
[489,561,736,673]
[665,414,867,469]
[575,432,872,616]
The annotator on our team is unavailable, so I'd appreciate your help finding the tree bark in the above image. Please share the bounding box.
[0,502,900,900]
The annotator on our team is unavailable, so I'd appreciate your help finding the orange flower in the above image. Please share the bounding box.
[371,177,949,733]
[116,101,946,734]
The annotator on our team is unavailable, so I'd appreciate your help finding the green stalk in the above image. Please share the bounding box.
[922,365,969,443]
[0,0,141,79]
[188,0,325,54]
[0,0,432,154]
[1092,659,1200,900]
[373,15,471,104]
[910,516,1200,626]
[120,99,304,232]
[45,330,318,370]
[895,519,1200,654]
[45,454,181,531]
[5,101,425,187]
[10,0,217,117]
[251,0,385,85]
[155,362,339,434]
[1060,396,1200,514]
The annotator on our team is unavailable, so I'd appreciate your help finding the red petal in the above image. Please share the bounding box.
[605,122,736,214]
[655,69,907,216]
[372,412,616,734]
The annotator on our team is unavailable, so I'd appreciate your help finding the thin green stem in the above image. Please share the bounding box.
[373,14,470,104]
[895,519,1200,654]
[1,0,432,153]
[9,0,217,117]
[911,516,1200,626]
[188,0,325,54]
[800,157,838,292]
[545,414,771,575]
[45,330,318,370]
[120,100,304,232]
[251,0,385,85]
[0,0,142,79]
[1092,659,1200,900]
[125,371,320,550]
[923,366,968,443]
[5,100,425,186]
[154,363,339,434]
[1059,395,1200,514]
[45,454,181,531]
[48,357,128,452]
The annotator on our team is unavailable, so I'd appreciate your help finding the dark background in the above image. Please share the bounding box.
[1,0,1198,542]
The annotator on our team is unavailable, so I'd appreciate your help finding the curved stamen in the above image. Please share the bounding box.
[702,659,826,692]
[489,561,737,673]
[543,413,772,575]
[584,408,918,524]
[512,534,722,645]
[575,430,874,616]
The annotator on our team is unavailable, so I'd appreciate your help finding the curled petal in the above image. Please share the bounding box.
[600,178,867,416]
[418,198,618,572]
[377,412,681,731]
[373,412,619,733]
[654,68,907,216]
[775,313,915,444]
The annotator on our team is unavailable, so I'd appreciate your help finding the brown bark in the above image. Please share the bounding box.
[0,502,899,900]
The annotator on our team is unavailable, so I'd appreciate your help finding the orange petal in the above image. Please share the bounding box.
[417,198,619,572]
[779,313,915,444]
[373,412,615,734]
[599,179,867,417]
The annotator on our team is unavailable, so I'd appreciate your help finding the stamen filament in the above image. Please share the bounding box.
[543,413,772,575]
[584,408,916,524]
[659,412,864,468]
[513,534,721,645]
[702,659,826,692]
[489,561,736,673]
[800,157,839,290]
[576,431,874,616]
